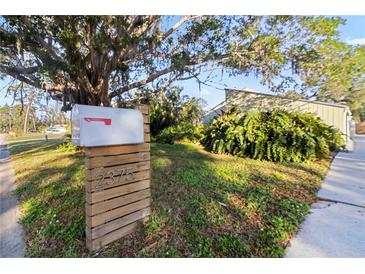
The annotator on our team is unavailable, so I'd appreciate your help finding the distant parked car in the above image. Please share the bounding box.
[45,127,66,134]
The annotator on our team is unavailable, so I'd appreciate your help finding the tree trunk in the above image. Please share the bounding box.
[100,79,111,107]
[31,112,36,130]
[8,113,12,132]
[23,95,34,134]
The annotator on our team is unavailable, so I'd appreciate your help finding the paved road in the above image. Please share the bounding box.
[286,135,365,257]
[0,134,25,257]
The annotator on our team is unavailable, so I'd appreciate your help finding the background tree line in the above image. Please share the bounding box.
[0,83,67,135]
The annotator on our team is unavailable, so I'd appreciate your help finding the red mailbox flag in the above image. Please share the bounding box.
[84,117,112,126]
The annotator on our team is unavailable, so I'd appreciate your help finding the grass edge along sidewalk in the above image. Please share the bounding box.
[9,138,330,257]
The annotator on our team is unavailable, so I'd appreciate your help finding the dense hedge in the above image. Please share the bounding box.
[202,109,345,162]
[154,122,203,144]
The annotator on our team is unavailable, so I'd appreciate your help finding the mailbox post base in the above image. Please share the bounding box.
[84,105,151,252]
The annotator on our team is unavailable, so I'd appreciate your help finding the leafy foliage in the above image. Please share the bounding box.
[155,122,204,144]
[0,105,25,134]
[57,134,80,152]
[0,16,350,109]
[133,87,204,144]
[202,109,345,162]
[299,39,365,117]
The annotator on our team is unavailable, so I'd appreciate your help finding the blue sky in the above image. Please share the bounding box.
[1,16,364,110]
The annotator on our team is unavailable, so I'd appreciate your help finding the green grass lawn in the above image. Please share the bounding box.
[9,139,330,257]
[6,133,64,143]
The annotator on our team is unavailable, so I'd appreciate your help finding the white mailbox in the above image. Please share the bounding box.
[71,104,144,147]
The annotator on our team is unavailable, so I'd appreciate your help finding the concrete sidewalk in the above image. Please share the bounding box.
[285,135,365,257]
[0,134,25,258]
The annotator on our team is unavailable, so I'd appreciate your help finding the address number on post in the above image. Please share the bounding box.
[95,167,136,190]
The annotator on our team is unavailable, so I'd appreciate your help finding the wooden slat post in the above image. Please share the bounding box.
[85,105,151,251]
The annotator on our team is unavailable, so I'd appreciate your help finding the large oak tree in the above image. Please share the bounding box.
[0,16,348,110]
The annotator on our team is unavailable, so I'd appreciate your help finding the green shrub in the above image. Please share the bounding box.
[57,134,80,152]
[155,122,203,144]
[132,87,205,144]
[202,109,345,162]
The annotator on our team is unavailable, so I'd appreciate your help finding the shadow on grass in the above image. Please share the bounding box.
[10,140,88,257]
[10,139,63,156]
[98,143,325,258]
[11,140,328,258]
[281,161,327,179]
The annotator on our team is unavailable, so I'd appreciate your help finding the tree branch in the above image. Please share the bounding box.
[109,52,232,99]
[35,36,65,63]
[160,16,203,41]
[0,64,40,75]
[109,66,176,98]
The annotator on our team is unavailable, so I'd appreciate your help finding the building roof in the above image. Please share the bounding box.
[205,88,352,116]
[225,88,351,110]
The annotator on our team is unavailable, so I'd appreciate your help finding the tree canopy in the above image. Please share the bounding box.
[299,38,365,114]
[0,16,362,110]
